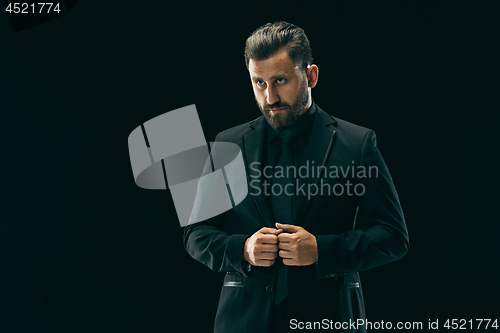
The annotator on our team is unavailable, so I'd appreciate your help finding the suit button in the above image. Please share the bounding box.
[266,285,273,293]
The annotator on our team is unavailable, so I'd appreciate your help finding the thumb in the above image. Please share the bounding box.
[275,223,301,232]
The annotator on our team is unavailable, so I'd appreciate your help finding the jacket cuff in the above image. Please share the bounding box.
[226,234,251,277]
[314,234,345,280]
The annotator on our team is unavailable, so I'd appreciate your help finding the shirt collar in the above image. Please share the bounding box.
[267,102,317,145]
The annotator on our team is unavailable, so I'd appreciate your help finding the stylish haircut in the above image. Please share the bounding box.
[244,21,313,71]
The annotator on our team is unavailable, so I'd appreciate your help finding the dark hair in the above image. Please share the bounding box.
[244,21,313,71]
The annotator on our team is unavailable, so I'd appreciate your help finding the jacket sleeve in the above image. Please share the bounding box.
[182,132,252,277]
[314,130,410,280]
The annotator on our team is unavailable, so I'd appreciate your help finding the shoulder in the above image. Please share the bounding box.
[333,117,375,146]
[317,105,374,143]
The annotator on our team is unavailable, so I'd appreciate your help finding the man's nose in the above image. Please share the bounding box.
[266,86,280,105]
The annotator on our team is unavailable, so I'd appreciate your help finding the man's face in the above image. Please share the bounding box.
[248,49,310,129]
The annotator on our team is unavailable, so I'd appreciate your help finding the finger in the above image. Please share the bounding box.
[258,234,279,244]
[258,244,278,252]
[282,258,298,266]
[258,252,278,260]
[277,233,294,242]
[264,228,283,236]
[277,242,293,250]
[259,227,281,235]
[278,249,292,259]
[257,259,275,267]
[275,223,302,233]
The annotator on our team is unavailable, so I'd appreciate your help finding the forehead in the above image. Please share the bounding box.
[248,48,299,79]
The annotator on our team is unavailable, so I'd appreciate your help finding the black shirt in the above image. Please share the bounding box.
[266,102,317,167]
[263,102,317,220]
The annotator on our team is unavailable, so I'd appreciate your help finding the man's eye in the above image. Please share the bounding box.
[276,78,285,84]
[256,80,266,86]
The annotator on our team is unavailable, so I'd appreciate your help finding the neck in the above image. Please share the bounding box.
[302,95,313,115]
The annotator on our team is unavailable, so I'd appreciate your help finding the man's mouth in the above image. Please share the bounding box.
[269,107,285,113]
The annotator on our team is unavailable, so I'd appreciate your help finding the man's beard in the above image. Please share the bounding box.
[258,86,309,129]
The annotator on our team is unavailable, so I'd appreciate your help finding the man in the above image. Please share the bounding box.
[184,21,409,332]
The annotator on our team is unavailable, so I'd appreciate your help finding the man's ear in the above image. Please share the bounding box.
[306,65,319,88]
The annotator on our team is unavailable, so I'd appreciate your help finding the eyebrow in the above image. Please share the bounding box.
[251,73,290,82]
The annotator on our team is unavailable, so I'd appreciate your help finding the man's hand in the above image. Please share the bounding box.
[243,227,283,267]
[276,223,318,266]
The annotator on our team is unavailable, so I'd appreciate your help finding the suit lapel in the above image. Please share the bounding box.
[292,107,337,225]
[242,117,275,228]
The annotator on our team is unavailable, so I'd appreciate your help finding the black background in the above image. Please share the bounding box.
[1,1,499,332]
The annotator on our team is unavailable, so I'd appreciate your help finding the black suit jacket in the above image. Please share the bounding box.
[183,105,409,332]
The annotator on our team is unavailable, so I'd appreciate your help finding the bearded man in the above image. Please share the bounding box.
[184,21,409,333]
